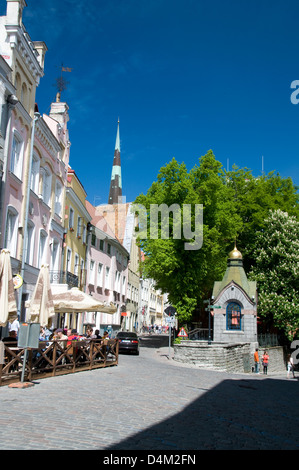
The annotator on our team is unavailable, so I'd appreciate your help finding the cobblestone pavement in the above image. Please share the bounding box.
[0,334,298,451]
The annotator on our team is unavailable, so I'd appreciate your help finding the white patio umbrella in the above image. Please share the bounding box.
[0,249,17,327]
[52,287,117,314]
[26,264,55,327]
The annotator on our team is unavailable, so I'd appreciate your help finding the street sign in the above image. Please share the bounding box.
[208,305,221,309]
[165,317,175,326]
[164,305,176,316]
[177,327,188,338]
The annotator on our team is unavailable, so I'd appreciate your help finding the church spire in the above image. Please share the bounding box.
[108,119,122,204]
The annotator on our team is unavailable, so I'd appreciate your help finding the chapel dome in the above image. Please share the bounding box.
[229,244,243,259]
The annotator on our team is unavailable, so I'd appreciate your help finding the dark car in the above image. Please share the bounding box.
[116,331,140,355]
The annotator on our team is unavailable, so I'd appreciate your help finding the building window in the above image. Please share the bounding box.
[30,153,40,194]
[38,230,47,268]
[26,221,35,265]
[97,263,103,288]
[10,131,23,179]
[89,260,95,284]
[91,233,96,246]
[122,276,126,296]
[74,253,79,276]
[55,180,63,216]
[99,239,104,251]
[40,167,52,206]
[107,243,111,255]
[69,207,74,230]
[51,238,60,272]
[4,207,18,257]
[226,302,242,330]
[105,266,110,290]
[77,216,81,238]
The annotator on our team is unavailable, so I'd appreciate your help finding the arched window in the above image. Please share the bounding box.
[226,302,242,330]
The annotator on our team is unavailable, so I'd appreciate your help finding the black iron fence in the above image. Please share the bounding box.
[188,328,211,341]
[258,333,279,348]
[49,270,79,288]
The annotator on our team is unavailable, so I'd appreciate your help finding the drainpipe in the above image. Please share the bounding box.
[17,111,40,321]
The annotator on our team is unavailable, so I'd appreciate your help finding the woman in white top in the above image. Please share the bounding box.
[287,354,295,379]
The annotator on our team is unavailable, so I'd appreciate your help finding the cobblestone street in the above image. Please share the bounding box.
[0,335,298,451]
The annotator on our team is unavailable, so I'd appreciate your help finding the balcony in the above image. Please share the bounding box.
[50,270,79,288]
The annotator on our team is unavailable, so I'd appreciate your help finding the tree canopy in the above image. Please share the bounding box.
[249,210,299,340]
[134,151,299,324]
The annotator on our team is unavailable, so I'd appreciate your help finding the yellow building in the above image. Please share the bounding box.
[64,167,91,289]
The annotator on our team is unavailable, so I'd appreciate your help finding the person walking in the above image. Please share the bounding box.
[254,348,259,373]
[287,354,295,379]
[262,350,269,375]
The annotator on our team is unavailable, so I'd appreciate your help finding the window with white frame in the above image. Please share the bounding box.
[74,253,79,276]
[69,207,74,230]
[89,260,95,284]
[40,166,52,206]
[122,276,126,296]
[105,266,110,290]
[66,248,72,272]
[26,221,35,265]
[55,180,63,216]
[10,131,23,179]
[97,263,103,287]
[82,224,86,243]
[38,230,47,268]
[4,207,18,257]
[30,153,40,194]
[51,238,60,272]
[76,216,81,238]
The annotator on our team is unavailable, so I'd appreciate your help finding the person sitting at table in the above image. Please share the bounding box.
[2,330,18,342]
[67,328,80,346]
[39,326,50,341]
[56,329,68,348]
[85,327,96,340]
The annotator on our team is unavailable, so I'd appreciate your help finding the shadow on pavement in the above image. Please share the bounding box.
[139,334,169,349]
[106,376,299,450]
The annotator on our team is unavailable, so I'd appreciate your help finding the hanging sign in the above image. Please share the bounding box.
[13,274,23,289]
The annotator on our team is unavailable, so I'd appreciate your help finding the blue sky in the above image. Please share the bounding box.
[6,0,299,203]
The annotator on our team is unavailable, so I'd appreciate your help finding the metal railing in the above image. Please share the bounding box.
[258,333,279,348]
[188,328,211,341]
[49,270,79,288]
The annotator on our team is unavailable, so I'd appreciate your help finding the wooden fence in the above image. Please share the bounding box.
[0,338,119,387]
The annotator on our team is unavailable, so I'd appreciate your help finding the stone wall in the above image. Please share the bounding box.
[173,341,286,374]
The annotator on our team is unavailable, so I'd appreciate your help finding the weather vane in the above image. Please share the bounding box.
[53,63,73,102]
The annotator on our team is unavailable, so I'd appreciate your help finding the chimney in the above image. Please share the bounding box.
[6,0,27,26]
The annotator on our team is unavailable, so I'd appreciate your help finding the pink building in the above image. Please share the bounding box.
[85,200,129,336]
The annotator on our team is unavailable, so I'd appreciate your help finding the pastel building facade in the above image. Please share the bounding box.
[85,200,129,336]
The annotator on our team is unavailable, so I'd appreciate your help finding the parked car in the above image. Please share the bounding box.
[116,331,140,355]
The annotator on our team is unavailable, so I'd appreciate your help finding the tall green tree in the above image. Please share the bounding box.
[225,167,299,271]
[249,210,299,340]
[135,151,242,322]
[134,152,299,326]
